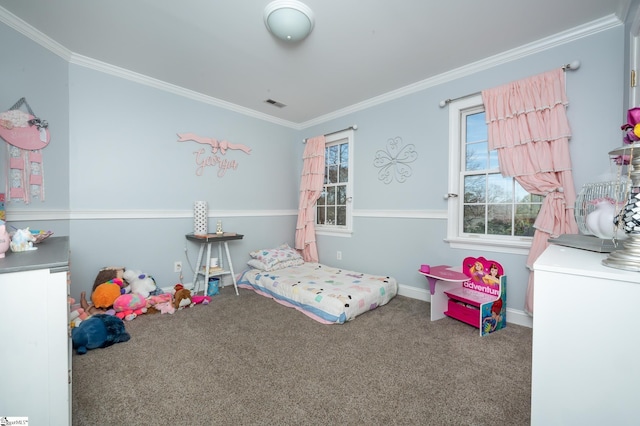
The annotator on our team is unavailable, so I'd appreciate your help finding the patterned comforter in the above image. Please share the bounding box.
[237,263,398,324]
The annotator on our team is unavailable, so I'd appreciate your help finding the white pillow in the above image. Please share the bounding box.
[248,243,303,269]
[247,257,304,272]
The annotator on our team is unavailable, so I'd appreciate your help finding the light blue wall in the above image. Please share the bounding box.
[1,17,629,317]
[301,24,626,312]
[0,21,70,210]
[67,66,300,210]
[66,65,302,296]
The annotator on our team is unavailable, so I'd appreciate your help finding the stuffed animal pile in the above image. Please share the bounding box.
[72,266,212,331]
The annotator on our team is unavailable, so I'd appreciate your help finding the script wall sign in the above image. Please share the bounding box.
[177,133,252,177]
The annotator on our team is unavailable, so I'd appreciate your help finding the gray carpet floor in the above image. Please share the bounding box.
[72,286,532,425]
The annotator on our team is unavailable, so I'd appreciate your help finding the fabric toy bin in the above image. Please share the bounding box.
[207,277,220,297]
[446,299,481,328]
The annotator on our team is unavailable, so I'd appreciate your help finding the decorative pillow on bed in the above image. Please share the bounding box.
[247,257,303,272]
[248,244,304,271]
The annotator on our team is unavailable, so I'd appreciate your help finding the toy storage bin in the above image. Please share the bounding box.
[207,277,220,297]
[446,299,480,328]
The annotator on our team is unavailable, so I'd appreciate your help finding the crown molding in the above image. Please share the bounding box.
[0,5,298,129]
[68,53,299,129]
[0,6,622,131]
[299,14,623,128]
[0,7,71,61]
[617,0,633,22]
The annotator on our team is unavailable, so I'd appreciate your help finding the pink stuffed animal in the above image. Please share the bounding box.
[148,293,172,306]
[146,293,175,314]
[113,293,147,321]
[191,295,211,305]
[154,301,175,314]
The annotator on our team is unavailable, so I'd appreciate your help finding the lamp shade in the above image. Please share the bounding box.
[264,0,315,42]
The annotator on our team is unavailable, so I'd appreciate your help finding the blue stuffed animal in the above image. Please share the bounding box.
[71,314,131,355]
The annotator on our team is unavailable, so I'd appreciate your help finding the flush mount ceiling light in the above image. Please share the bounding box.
[264,0,315,42]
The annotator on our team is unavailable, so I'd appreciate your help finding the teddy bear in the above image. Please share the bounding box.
[123,269,158,298]
[173,284,194,310]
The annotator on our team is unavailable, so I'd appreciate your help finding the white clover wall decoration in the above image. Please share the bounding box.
[373,137,418,184]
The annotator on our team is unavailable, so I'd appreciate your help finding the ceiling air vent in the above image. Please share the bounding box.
[264,98,287,108]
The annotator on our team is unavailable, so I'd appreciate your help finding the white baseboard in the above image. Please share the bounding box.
[397,283,532,329]
[162,275,232,295]
[161,281,194,294]
[161,281,533,329]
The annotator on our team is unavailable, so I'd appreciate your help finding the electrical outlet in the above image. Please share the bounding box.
[174,261,182,273]
[337,251,342,260]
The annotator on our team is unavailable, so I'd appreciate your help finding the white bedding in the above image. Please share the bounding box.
[237,263,398,324]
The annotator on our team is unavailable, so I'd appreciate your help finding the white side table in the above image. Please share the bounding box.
[186,233,244,296]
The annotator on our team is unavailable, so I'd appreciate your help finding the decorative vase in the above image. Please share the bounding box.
[0,223,10,258]
[617,185,640,234]
[603,143,640,271]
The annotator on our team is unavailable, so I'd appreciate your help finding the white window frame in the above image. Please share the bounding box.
[315,129,354,237]
[445,95,532,255]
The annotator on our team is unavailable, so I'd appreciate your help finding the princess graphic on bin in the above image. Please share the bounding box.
[468,260,485,283]
[482,299,504,334]
[482,263,501,287]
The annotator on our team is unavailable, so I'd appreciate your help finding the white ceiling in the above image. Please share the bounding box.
[0,0,633,126]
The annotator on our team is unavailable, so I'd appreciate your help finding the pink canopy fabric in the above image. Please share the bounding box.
[482,68,578,315]
[295,135,326,262]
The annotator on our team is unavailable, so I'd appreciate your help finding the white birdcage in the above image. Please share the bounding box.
[574,180,629,235]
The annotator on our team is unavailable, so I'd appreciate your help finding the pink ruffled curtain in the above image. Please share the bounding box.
[295,135,326,262]
[482,68,578,315]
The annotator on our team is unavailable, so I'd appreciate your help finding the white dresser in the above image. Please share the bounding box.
[532,244,640,425]
[0,236,70,425]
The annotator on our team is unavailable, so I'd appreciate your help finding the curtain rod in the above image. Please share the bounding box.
[303,125,358,143]
[438,60,581,108]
